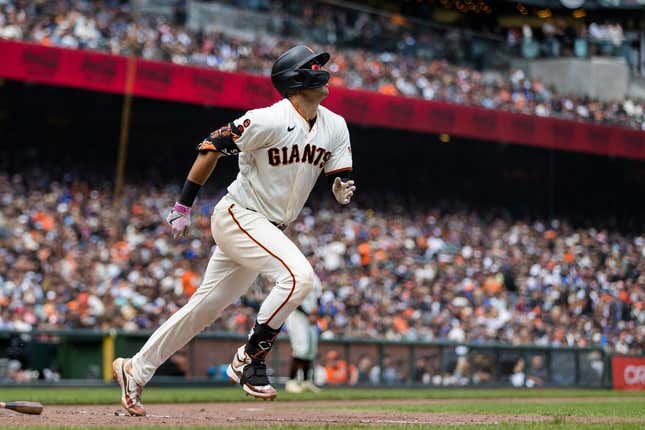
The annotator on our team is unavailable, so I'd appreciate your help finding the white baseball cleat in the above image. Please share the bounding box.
[226,345,277,400]
[226,345,249,384]
[112,357,146,416]
[285,379,305,394]
[300,380,322,393]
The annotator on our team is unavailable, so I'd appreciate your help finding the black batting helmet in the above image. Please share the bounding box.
[271,45,330,97]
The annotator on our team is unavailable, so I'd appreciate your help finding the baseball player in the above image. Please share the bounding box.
[112,45,355,416]
[285,275,322,393]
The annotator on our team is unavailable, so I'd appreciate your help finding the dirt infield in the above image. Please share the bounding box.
[1,399,643,428]
[0,400,547,427]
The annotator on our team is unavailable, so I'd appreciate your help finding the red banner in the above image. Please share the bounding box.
[0,40,129,94]
[1,39,643,159]
[612,356,645,390]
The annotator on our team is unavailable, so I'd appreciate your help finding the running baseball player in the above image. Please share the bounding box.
[112,45,355,416]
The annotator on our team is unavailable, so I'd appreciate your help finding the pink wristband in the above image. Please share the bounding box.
[174,202,191,214]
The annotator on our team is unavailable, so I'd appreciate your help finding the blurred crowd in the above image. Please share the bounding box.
[310,347,603,387]
[507,20,637,61]
[268,1,641,70]
[0,0,643,130]
[1,172,644,357]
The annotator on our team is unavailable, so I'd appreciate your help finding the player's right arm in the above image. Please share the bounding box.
[167,109,277,238]
[166,150,222,239]
[166,121,239,239]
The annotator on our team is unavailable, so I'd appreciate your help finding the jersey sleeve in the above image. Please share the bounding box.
[324,119,353,175]
[231,107,279,153]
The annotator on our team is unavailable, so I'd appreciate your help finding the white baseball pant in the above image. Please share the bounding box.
[286,310,318,361]
[130,194,314,386]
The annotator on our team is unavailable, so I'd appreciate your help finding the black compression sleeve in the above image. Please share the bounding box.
[178,179,201,206]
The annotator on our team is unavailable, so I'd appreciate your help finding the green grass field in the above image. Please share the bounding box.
[2,387,644,404]
[0,387,643,430]
[339,397,645,417]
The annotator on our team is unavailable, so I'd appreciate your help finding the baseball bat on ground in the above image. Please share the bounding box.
[0,401,44,415]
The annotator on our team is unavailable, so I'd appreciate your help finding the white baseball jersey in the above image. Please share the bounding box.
[227,98,353,225]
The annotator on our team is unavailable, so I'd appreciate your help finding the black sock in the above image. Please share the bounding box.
[289,358,301,379]
[302,359,311,380]
[244,321,281,361]
[289,358,310,379]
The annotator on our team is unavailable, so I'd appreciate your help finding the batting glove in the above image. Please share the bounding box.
[332,177,356,205]
[167,202,191,239]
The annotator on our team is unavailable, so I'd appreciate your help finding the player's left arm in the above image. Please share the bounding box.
[324,119,355,205]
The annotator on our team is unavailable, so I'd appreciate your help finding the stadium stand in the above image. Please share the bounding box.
[0,172,643,355]
[0,1,644,388]
[0,0,642,129]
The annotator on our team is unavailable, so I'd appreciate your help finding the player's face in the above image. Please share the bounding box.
[300,85,328,101]
[311,83,329,97]
[303,60,329,99]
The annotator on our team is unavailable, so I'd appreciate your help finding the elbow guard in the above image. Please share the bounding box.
[197,122,242,156]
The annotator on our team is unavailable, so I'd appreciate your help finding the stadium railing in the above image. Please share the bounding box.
[0,329,616,389]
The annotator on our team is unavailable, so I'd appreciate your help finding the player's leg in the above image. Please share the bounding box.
[216,202,315,398]
[292,277,322,392]
[217,204,315,328]
[286,310,321,393]
[300,321,321,392]
[285,310,311,393]
[113,247,257,415]
[130,247,258,384]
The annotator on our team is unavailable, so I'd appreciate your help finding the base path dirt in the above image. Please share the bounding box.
[1,399,642,427]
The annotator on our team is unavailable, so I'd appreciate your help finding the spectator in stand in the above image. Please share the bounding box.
[412,356,431,384]
[0,0,642,130]
[322,350,358,386]
[356,354,374,385]
[510,357,527,387]
[369,354,402,385]
[526,355,547,387]
[0,171,644,356]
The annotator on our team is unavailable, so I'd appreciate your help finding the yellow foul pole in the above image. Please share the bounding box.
[114,55,137,203]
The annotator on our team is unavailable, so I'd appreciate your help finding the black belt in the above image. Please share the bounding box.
[244,207,288,231]
[272,222,288,231]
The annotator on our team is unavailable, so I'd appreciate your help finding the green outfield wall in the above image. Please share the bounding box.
[0,329,614,388]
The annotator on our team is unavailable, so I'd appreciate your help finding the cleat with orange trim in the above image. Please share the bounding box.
[225,345,277,400]
[226,345,250,385]
[112,358,146,416]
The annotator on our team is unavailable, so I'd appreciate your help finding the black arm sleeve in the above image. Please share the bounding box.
[178,179,201,207]
[196,122,242,156]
